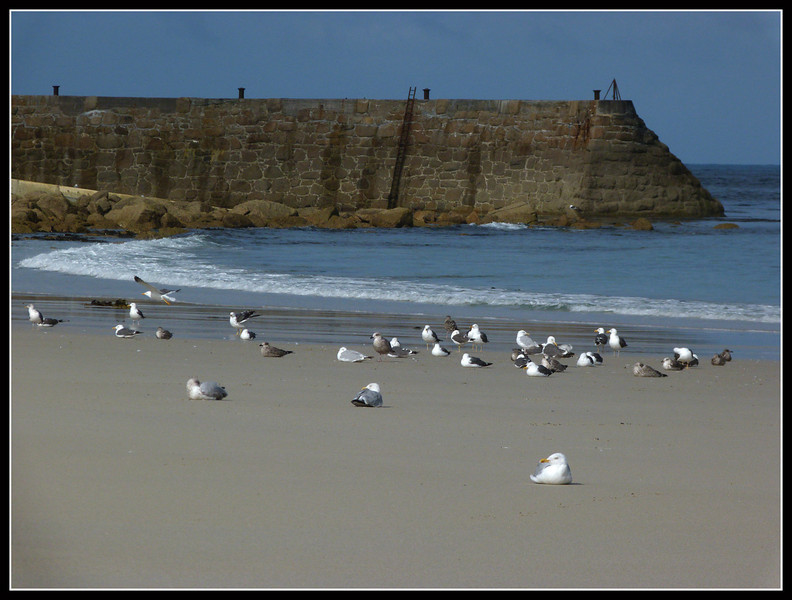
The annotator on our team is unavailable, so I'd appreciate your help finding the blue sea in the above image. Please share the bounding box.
[11,164,781,360]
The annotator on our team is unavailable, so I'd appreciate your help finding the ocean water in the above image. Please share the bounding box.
[12,164,780,359]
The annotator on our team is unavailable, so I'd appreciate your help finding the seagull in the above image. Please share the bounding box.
[661,356,685,371]
[240,328,256,341]
[711,349,733,366]
[337,347,372,362]
[461,353,492,367]
[113,324,141,338]
[466,324,489,351]
[578,351,603,367]
[259,342,293,357]
[133,275,180,304]
[422,325,441,349]
[155,326,173,339]
[38,316,67,327]
[128,302,145,326]
[632,362,668,377]
[512,352,531,368]
[370,332,392,361]
[524,362,553,377]
[541,336,574,359]
[389,337,418,357]
[431,342,451,357]
[443,315,458,338]
[673,347,697,367]
[530,452,572,485]
[541,355,567,373]
[25,304,44,327]
[352,382,383,407]
[450,329,469,353]
[230,310,260,334]
[516,330,542,354]
[186,378,228,401]
[608,328,628,356]
[594,327,608,352]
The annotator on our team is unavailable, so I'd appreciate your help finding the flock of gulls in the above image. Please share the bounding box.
[23,277,735,486]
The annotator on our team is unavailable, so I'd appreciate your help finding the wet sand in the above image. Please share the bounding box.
[10,319,781,589]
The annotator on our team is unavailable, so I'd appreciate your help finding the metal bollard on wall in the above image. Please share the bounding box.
[53,85,60,96]
[238,87,245,99]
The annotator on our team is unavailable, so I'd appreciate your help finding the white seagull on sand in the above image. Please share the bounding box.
[461,353,492,367]
[516,330,542,354]
[352,383,383,407]
[673,347,696,366]
[422,325,440,349]
[337,347,372,363]
[530,452,572,485]
[431,342,451,357]
[133,275,180,304]
[113,324,141,338]
[186,378,228,401]
[607,328,627,355]
[524,361,553,377]
[466,323,489,351]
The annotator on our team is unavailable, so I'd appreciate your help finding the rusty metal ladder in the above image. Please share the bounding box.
[387,86,417,208]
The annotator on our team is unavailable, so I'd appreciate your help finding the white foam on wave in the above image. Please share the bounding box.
[17,236,779,325]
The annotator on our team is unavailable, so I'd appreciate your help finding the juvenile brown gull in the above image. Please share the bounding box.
[632,362,667,377]
[155,326,173,339]
[370,332,392,361]
[259,342,293,357]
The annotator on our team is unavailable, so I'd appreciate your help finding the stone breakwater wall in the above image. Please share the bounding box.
[11,94,723,230]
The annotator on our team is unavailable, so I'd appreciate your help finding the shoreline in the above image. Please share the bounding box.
[12,290,781,362]
[11,317,781,588]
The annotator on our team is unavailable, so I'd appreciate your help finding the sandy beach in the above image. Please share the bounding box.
[10,320,781,589]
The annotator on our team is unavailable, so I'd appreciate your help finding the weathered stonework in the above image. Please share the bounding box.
[11,94,723,224]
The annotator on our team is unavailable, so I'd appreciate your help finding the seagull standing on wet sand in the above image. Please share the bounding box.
[129,302,145,327]
[25,304,43,327]
[370,332,392,361]
[594,327,608,352]
[230,310,260,335]
[422,325,440,349]
[608,328,627,356]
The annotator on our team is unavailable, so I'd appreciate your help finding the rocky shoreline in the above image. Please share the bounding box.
[11,179,719,239]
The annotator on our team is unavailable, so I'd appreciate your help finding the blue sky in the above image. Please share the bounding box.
[10,10,781,165]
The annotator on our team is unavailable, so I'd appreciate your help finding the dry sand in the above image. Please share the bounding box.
[11,326,781,589]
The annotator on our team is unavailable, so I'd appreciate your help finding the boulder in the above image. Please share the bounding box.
[482,201,538,224]
[631,217,654,231]
[355,206,413,228]
[230,199,298,226]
